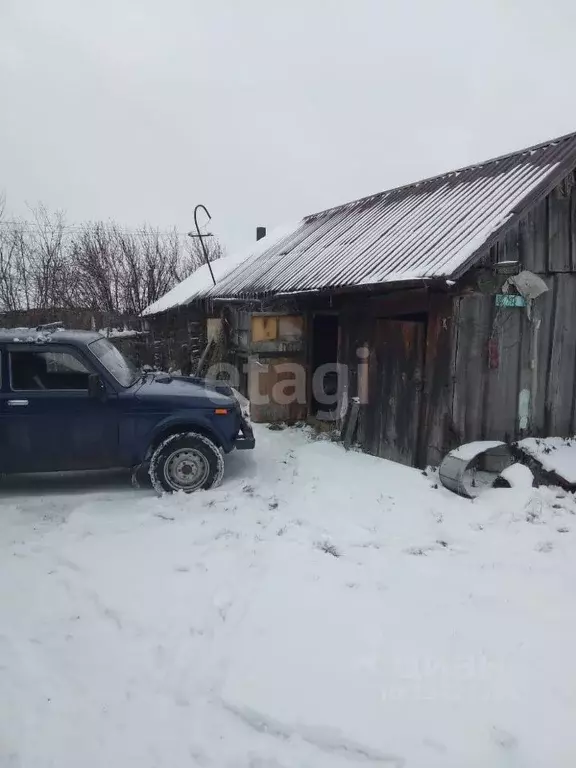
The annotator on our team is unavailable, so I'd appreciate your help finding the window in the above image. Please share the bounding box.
[10,350,91,391]
[89,338,138,387]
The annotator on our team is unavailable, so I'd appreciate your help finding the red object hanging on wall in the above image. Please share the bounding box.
[488,337,500,369]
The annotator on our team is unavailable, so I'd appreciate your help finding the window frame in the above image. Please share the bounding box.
[8,345,95,394]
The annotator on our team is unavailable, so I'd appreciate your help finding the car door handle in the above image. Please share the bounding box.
[7,399,29,407]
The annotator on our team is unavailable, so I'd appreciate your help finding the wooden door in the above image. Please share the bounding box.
[369,319,426,466]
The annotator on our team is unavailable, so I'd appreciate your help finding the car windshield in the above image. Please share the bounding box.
[89,337,139,387]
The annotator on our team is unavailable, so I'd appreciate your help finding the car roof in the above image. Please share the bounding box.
[0,328,104,346]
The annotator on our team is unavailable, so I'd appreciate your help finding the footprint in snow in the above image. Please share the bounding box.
[491,726,518,750]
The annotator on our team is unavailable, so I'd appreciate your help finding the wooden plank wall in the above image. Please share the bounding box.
[420,294,456,466]
[372,319,426,466]
[450,171,576,446]
[338,303,375,451]
[451,293,492,442]
[338,290,456,467]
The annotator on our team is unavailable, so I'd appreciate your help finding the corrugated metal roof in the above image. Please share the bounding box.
[211,131,576,298]
[142,223,298,316]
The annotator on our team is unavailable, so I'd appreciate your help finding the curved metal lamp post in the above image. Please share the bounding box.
[188,204,216,286]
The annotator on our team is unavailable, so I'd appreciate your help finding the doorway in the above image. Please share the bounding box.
[311,314,339,419]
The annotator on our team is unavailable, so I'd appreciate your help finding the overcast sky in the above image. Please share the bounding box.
[2,0,576,252]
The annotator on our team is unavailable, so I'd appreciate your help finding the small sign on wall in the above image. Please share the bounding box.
[495,294,526,308]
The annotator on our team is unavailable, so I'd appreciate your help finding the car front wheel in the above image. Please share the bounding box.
[149,432,224,494]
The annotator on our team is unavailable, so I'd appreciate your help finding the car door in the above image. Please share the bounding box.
[0,344,120,473]
[0,345,7,473]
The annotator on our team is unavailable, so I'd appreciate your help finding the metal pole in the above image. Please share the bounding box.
[192,204,216,286]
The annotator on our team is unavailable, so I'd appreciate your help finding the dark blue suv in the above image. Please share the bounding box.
[0,327,254,493]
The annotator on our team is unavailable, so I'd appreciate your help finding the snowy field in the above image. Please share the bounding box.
[1,425,576,767]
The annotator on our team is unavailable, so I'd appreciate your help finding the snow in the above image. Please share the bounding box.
[446,440,506,462]
[98,328,147,339]
[498,462,534,488]
[142,223,299,316]
[141,252,247,316]
[2,425,576,767]
[357,269,425,285]
[519,437,576,484]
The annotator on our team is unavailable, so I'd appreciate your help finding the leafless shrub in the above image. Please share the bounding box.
[316,540,341,557]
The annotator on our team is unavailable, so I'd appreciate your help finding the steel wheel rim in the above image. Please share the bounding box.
[164,448,209,491]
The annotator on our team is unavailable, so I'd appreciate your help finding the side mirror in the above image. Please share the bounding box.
[88,373,107,401]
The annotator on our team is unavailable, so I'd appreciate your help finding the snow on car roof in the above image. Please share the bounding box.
[0,328,103,345]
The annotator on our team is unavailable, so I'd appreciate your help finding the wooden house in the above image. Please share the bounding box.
[200,130,576,468]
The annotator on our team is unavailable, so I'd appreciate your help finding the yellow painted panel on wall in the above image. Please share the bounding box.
[252,315,278,342]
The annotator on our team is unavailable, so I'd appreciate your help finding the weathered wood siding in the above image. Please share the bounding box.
[246,311,307,423]
[451,172,576,445]
[337,290,455,467]
[146,306,205,373]
[372,319,426,466]
[516,171,576,272]
[338,301,374,450]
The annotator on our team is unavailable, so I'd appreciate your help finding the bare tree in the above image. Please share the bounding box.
[26,205,69,309]
[0,202,223,316]
[0,198,21,312]
[0,204,73,311]
[69,223,123,312]
[177,233,224,282]
[0,216,35,312]
[115,225,182,315]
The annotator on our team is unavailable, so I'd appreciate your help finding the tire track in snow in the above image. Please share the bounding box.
[220,700,406,766]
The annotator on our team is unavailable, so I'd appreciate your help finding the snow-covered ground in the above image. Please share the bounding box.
[1,425,576,767]
[519,436,576,485]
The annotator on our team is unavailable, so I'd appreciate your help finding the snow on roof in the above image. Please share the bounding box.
[142,252,244,317]
[447,440,506,462]
[210,130,576,298]
[142,222,298,316]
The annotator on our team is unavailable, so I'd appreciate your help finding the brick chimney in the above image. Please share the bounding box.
[256,226,267,241]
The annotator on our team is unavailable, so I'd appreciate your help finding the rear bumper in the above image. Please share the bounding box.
[235,416,255,450]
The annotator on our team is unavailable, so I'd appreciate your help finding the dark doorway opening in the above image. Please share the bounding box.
[311,314,339,418]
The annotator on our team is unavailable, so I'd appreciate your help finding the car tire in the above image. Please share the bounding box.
[149,432,224,495]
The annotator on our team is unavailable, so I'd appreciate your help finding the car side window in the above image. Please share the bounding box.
[10,350,91,391]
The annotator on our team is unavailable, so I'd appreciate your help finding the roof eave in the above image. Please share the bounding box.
[210,276,452,303]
